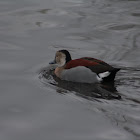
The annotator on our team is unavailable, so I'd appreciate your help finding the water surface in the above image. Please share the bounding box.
[0,0,140,140]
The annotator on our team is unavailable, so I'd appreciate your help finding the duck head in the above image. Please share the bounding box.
[49,50,72,67]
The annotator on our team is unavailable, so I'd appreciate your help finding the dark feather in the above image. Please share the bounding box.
[82,57,120,81]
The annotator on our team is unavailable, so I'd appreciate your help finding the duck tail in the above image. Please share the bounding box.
[103,68,120,82]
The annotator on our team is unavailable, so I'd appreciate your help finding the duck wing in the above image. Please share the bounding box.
[65,57,120,82]
[82,57,111,67]
[82,57,120,81]
[82,57,121,74]
[65,57,114,74]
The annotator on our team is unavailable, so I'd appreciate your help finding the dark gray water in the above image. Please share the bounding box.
[0,0,140,140]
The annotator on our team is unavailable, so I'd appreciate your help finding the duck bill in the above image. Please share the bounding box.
[49,60,56,64]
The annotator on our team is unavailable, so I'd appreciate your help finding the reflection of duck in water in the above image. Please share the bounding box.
[40,69,121,100]
[39,50,121,100]
[49,50,120,83]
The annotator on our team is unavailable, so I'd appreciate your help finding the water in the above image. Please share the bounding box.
[0,0,140,140]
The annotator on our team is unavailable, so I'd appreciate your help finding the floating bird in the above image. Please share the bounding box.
[49,50,120,83]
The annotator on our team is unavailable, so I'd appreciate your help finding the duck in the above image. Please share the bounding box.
[49,50,120,83]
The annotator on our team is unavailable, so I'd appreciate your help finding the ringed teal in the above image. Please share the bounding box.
[49,50,120,83]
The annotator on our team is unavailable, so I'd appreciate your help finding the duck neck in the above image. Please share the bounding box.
[54,65,66,78]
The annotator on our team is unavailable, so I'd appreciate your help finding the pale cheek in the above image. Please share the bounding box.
[56,57,60,63]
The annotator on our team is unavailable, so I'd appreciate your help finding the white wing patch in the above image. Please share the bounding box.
[97,71,110,82]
